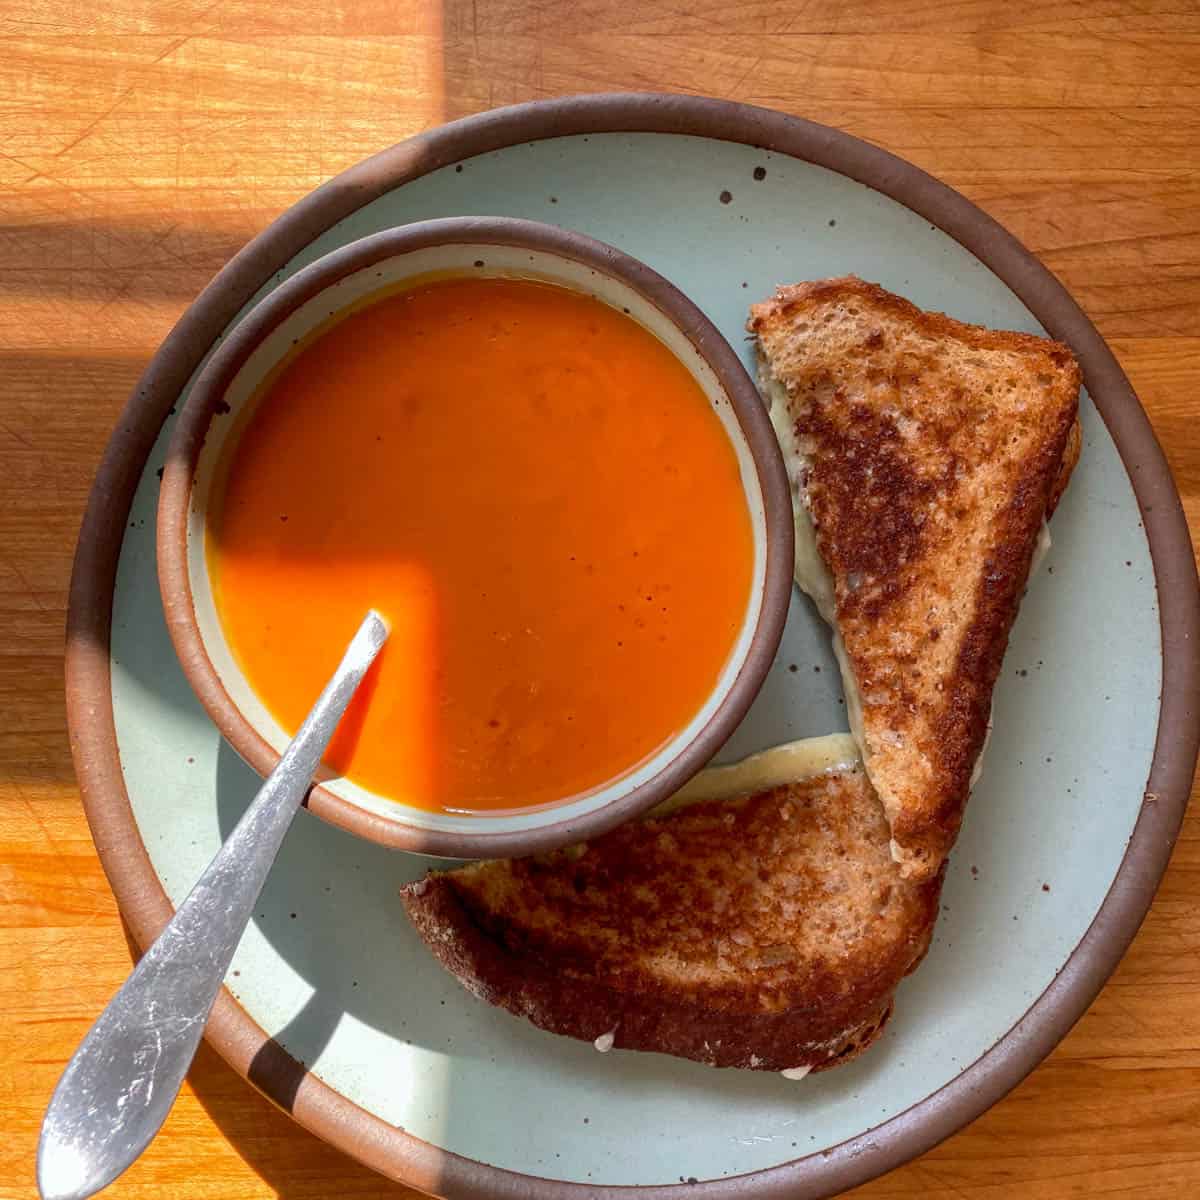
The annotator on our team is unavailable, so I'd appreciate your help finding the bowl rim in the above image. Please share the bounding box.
[66,93,1199,1200]
[155,215,795,858]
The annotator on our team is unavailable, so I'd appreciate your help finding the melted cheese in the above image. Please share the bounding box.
[1032,520,1052,573]
[654,733,860,815]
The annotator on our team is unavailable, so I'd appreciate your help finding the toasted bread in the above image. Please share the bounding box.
[402,760,944,1073]
[749,277,1081,880]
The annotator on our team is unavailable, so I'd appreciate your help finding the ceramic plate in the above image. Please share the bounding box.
[67,95,1199,1200]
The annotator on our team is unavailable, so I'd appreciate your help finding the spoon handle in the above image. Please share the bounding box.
[38,611,388,1200]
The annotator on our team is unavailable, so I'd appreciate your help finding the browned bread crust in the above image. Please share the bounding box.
[1050,413,1082,516]
[749,277,1081,880]
[402,768,944,1072]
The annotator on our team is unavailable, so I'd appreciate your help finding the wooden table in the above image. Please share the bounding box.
[3,2,1198,1197]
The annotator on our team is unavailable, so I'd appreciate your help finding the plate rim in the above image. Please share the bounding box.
[65,92,1200,1200]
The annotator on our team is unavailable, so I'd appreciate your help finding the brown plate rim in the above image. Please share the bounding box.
[156,215,794,859]
[65,92,1200,1200]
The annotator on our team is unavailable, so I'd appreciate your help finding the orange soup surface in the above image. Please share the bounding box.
[209,276,754,813]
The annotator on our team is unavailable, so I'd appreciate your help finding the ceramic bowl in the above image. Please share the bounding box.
[156,216,793,858]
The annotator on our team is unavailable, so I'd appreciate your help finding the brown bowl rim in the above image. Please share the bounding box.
[156,216,794,858]
[66,93,1199,1200]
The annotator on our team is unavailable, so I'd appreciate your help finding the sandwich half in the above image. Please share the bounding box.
[402,740,944,1074]
[749,277,1081,880]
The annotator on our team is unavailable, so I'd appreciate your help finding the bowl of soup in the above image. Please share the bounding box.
[158,217,793,857]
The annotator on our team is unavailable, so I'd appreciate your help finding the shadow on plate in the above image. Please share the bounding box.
[188,1039,423,1200]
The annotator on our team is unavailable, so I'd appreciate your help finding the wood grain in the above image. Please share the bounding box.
[1,1,1197,1197]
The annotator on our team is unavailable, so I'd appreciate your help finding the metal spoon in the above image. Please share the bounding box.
[37,610,388,1200]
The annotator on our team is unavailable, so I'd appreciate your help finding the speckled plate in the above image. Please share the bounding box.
[67,95,1198,1200]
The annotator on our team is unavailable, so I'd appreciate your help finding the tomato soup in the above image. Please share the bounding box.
[208,276,755,813]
